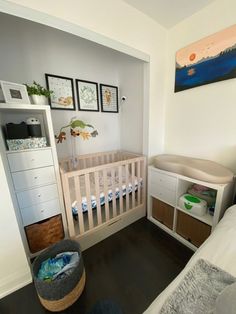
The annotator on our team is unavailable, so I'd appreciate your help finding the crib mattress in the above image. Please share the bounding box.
[71,176,142,214]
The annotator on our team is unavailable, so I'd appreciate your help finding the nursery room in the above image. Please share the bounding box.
[1,0,236,314]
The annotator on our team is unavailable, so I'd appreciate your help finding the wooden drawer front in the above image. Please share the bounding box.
[16,184,58,209]
[149,184,176,206]
[149,170,177,191]
[176,210,211,247]
[25,215,64,253]
[7,149,53,172]
[12,166,56,190]
[152,198,174,229]
[20,199,61,226]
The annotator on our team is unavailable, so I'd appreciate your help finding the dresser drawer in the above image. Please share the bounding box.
[7,149,53,172]
[149,184,176,206]
[16,184,58,208]
[12,166,56,190]
[149,170,177,191]
[20,198,61,226]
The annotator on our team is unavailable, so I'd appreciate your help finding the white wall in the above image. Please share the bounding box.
[165,0,236,172]
[2,0,168,157]
[0,154,31,298]
[0,12,145,158]
[0,0,167,298]
[118,55,144,153]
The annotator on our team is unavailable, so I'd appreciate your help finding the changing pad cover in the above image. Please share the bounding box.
[154,154,234,184]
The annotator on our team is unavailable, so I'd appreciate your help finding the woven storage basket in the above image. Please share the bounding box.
[25,215,64,253]
[32,239,85,312]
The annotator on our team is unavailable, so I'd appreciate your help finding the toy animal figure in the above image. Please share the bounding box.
[55,117,98,144]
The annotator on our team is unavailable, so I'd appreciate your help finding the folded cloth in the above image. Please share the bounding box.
[160,259,236,314]
[37,251,79,281]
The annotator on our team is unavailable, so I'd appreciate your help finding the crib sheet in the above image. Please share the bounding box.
[71,176,142,214]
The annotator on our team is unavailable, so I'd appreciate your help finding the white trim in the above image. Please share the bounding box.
[0,268,32,299]
[0,0,150,62]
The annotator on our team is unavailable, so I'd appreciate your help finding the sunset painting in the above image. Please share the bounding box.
[175,24,236,92]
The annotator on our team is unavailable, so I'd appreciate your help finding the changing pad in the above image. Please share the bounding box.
[154,154,234,184]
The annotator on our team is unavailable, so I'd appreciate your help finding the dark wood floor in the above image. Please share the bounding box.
[0,218,193,314]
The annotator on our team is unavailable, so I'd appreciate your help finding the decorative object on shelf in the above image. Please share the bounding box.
[178,194,207,216]
[55,117,98,144]
[0,81,30,104]
[25,81,53,105]
[6,122,29,139]
[6,137,47,151]
[76,79,99,112]
[100,84,118,113]
[26,117,42,137]
[45,74,75,110]
[175,24,236,92]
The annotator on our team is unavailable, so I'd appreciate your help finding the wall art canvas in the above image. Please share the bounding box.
[175,24,236,92]
[45,74,75,110]
[100,84,118,113]
[76,79,99,112]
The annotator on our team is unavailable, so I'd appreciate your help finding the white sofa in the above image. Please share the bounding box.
[144,205,236,313]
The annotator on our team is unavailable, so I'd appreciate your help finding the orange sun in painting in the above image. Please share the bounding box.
[189,53,196,61]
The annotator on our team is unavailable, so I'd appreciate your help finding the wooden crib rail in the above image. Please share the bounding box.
[60,153,146,239]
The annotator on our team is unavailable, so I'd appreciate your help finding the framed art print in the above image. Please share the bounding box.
[0,81,30,104]
[45,74,75,110]
[76,79,99,112]
[100,84,118,113]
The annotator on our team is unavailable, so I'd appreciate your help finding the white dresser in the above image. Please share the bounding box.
[0,104,67,258]
[148,165,235,250]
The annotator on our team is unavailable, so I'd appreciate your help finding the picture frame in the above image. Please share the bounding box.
[0,81,30,104]
[76,79,99,112]
[100,84,118,113]
[45,74,75,110]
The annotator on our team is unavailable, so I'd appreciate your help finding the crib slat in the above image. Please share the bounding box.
[142,159,146,204]
[61,174,75,237]
[137,160,141,205]
[94,171,102,225]
[111,167,117,217]
[85,173,94,230]
[118,166,124,214]
[74,176,85,234]
[103,169,110,221]
[125,164,129,211]
[131,162,135,208]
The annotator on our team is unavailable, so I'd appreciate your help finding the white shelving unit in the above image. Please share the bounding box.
[148,165,235,250]
[0,104,67,258]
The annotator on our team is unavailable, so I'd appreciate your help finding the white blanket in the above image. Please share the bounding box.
[144,205,236,314]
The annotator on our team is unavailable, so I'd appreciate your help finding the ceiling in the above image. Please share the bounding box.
[123,0,215,28]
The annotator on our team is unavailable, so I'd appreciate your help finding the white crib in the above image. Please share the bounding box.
[60,150,146,249]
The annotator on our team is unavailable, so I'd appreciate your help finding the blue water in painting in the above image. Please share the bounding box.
[175,49,236,91]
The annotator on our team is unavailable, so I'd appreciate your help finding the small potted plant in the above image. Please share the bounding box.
[25,81,53,105]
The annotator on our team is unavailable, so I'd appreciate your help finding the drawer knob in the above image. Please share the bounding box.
[34,176,38,179]
[38,194,41,197]
[31,159,35,162]
[40,209,44,212]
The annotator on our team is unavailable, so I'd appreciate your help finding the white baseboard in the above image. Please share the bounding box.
[0,267,32,299]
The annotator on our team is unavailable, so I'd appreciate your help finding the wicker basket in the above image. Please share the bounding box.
[33,239,85,312]
[25,214,64,253]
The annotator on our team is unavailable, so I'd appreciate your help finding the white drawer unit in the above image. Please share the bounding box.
[12,166,56,190]
[149,184,176,206]
[16,184,58,209]
[0,104,66,257]
[7,148,53,172]
[20,198,61,226]
[148,165,235,251]
[149,169,177,191]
